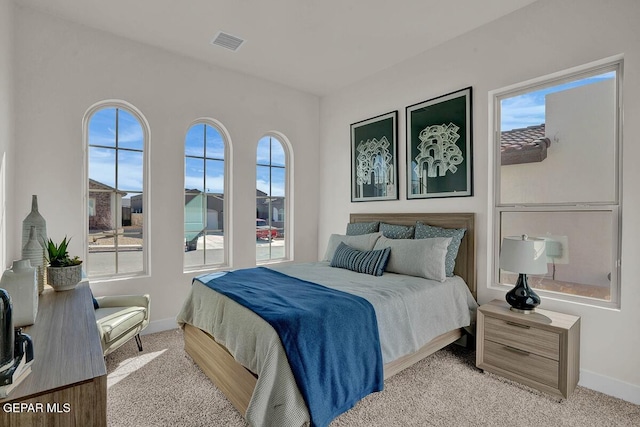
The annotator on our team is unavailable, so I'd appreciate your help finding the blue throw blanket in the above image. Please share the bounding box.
[196,267,384,427]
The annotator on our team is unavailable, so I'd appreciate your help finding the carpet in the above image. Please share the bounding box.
[106,329,640,426]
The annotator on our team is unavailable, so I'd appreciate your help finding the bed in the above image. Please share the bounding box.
[177,213,477,426]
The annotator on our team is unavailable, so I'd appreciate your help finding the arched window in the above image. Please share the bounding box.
[85,102,149,278]
[256,134,290,262]
[184,121,230,269]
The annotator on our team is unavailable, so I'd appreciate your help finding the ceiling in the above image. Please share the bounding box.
[18,0,539,96]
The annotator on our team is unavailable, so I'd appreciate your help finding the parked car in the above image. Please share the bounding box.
[256,219,278,240]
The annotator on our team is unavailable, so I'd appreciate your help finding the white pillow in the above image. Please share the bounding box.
[322,232,382,261]
[373,236,451,282]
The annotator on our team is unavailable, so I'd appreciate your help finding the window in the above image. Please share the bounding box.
[256,135,289,262]
[85,103,148,278]
[184,121,229,269]
[492,57,622,308]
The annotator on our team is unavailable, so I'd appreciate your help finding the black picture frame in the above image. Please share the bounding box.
[350,111,398,202]
[406,87,473,199]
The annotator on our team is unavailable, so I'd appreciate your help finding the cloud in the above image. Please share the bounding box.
[257,178,285,197]
[184,174,224,193]
[501,93,545,131]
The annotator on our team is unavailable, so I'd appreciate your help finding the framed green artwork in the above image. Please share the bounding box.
[351,111,398,202]
[406,87,473,199]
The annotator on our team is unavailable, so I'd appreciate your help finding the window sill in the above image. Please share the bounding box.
[183,264,231,275]
[88,272,150,284]
[488,281,620,311]
[256,257,292,266]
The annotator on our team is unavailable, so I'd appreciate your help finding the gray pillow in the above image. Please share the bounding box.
[414,222,466,277]
[330,242,391,277]
[373,236,451,282]
[322,232,382,261]
[379,223,415,239]
[346,221,380,236]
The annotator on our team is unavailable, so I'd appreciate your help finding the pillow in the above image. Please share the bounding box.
[379,223,415,239]
[322,232,382,261]
[346,221,380,236]
[330,242,391,277]
[373,236,451,282]
[89,288,99,309]
[414,222,466,277]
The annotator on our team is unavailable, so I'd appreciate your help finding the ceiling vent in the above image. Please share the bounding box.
[211,32,245,52]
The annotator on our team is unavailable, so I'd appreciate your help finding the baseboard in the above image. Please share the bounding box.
[143,317,180,335]
[580,369,640,405]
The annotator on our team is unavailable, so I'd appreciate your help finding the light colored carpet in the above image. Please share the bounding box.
[106,329,640,426]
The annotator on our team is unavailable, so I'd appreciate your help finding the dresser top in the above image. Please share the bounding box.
[0,282,106,402]
[479,299,580,331]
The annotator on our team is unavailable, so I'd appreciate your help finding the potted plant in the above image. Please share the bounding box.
[45,237,82,291]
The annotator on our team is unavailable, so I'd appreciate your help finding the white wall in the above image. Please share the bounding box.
[0,0,13,273]
[318,0,640,403]
[12,6,320,328]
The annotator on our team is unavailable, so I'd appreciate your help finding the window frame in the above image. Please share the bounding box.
[83,100,151,281]
[489,56,623,309]
[256,133,293,264]
[183,118,232,272]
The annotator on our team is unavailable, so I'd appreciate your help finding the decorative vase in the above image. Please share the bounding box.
[22,226,45,295]
[22,196,47,293]
[46,263,82,292]
[0,260,38,327]
[22,195,47,250]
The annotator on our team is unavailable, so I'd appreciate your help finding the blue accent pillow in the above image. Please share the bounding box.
[89,289,99,309]
[380,223,415,239]
[415,221,466,277]
[346,221,380,236]
[330,242,391,277]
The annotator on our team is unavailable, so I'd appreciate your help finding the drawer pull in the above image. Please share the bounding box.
[505,321,530,329]
[504,345,531,356]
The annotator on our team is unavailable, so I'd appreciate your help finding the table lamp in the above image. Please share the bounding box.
[500,234,547,313]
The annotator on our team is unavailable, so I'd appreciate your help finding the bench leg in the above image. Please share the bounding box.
[134,334,143,352]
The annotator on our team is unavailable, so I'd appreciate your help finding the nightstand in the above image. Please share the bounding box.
[476,299,580,399]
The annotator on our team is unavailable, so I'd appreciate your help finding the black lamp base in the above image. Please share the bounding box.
[505,273,540,312]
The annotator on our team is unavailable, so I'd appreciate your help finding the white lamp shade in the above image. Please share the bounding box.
[500,235,548,275]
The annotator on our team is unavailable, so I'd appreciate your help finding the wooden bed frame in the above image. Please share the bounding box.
[184,212,476,417]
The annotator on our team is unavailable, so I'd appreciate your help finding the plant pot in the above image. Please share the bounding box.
[46,263,82,292]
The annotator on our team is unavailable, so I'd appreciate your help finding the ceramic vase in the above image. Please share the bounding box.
[22,226,45,294]
[0,260,37,327]
[22,195,47,250]
[21,196,47,293]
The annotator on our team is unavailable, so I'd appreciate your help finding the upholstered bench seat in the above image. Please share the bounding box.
[94,294,150,357]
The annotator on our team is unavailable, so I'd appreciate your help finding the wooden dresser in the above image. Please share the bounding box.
[0,281,107,426]
[476,299,580,399]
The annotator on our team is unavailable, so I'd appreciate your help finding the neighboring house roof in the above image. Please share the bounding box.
[500,124,551,165]
[89,179,128,196]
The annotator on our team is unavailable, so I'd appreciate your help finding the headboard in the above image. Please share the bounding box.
[350,213,476,300]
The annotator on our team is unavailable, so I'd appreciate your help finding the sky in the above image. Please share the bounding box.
[256,136,285,197]
[184,124,225,193]
[89,114,286,198]
[88,108,143,196]
[500,71,615,131]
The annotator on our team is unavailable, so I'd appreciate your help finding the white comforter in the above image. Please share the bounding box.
[177,262,477,427]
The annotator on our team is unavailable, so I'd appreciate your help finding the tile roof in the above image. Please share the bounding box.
[500,124,551,165]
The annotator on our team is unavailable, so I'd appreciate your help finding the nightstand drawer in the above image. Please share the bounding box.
[484,316,560,360]
[484,340,559,388]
